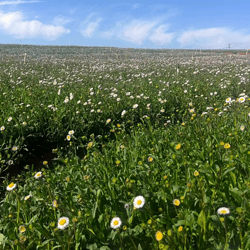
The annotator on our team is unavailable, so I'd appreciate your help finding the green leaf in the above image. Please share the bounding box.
[138,243,143,250]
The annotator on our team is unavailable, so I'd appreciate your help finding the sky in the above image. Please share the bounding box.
[0,0,250,49]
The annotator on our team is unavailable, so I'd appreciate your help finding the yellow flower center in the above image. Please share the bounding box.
[9,183,14,188]
[36,173,41,177]
[220,209,227,214]
[59,219,66,225]
[114,220,118,225]
[137,200,142,205]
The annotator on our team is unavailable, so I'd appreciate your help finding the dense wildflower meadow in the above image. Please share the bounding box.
[1,45,250,249]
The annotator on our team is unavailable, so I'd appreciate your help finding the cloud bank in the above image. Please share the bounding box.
[0,11,70,40]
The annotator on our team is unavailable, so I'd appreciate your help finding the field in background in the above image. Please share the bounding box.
[0,45,250,249]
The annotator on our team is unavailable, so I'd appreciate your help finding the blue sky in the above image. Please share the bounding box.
[0,0,250,49]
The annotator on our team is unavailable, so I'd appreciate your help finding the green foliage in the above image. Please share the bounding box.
[0,45,250,249]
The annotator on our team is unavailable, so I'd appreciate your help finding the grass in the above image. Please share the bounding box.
[0,45,250,249]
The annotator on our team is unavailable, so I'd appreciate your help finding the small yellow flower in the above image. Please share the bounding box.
[66,176,70,182]
[155,231,163,241]
[178,226,183,232]
[20,236,27,242]
[220,142,224,146]
[148,156,153,162]
[87,142,93,149]
[43,161,48,165]
[194,170,199,177]
[181,123,185,126]
[224,143,230,149]
[175,143,181,150]
[173,199,180,206]
[117,124,121,128]
[19,225,26,233]
[52,200,58,208]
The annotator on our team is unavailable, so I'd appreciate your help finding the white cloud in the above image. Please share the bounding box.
[178,28,250,49]
[0,0,41,5]
[80,14,102,38]
[0,11,70,40]
[149,24,175,45]
[101,19,174,46]
[118,19,158,45]
[53,15,72,26]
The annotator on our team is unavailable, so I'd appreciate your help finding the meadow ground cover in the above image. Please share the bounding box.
[1,45,250,249]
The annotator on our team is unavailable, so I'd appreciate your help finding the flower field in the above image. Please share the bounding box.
[1,45,250,249]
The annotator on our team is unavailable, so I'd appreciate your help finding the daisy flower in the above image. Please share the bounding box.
[58,217,69,230]
[8,117,12,122]
[217,207,230,215]
[121,110,127,116]
[110,217,122,229]
[225,98,231,103]
[7,182,16,191]
[0,126,5,131]
[12,146,18,151]
[155,231,163,241]
[173,199,180,206]
[34,172,42,179]
[106,119,111,124]
[238,97,245,103]
[133,104,138,109]
[66,135,71,141]
[24,195,31,201]
[68,130,74,135]
[133,195,145,209]
[194,170,199,177]
[19,225,26,234]
[240,125,245,131]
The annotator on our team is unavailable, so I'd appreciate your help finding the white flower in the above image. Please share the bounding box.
[68,130,74,135]
[34,172,42,179]
[69,93,74,100]
[57,89,61,95]
[22,122,27,126]
[240,125,245,131]
[110,217,122,229]
[238,97,245,103]
[0,126,5,131]
[7,182,16,191]
[8,160,13,165]
[121,110,127,116]
[217,207,230,215]
[24,195,31,201]
[66,135,71,141]
[106,119,111,124]
[133,104,138,109]
[64,97,69,103]
[77,100,81,104]
[58,217,69,230]
[8,117,12,122]
[12,146,18,151]
[225,97,231,103]
[133,195,145,208]
[160,109,165,113]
